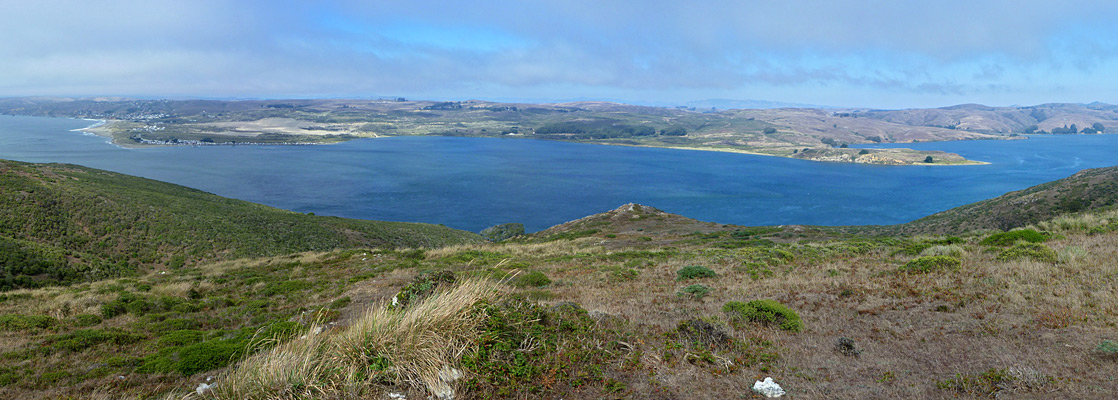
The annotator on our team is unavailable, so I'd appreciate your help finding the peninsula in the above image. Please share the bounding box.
[3,98,1116,165]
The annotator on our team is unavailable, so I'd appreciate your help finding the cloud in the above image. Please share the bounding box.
[2,1,1118,107]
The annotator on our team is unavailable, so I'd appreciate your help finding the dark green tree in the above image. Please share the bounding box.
[924,156,934,163]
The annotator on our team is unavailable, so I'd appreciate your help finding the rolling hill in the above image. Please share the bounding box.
[0,159,481,289]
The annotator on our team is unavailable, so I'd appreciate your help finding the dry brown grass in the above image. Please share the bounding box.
[208,278,501,400]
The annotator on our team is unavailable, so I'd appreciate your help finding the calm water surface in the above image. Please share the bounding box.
[1,115,1116,232]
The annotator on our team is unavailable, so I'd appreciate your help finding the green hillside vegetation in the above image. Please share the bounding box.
[1,164,1118,398]
[0,160,481,289]
[899,165,1118,234]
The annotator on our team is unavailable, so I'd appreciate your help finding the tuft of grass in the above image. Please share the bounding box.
[918,244,965,258]
[997,242,1058,263]
[676,265,717,281]
[900,255,961,273]
[212,278,501,400]
[723,299,803,332]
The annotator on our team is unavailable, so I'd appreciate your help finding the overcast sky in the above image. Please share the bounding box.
[3,1,1118,108]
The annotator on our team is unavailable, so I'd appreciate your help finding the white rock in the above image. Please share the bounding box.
[392,295,398,307]
[388,393,406,399]
[428,366,464,400]
[752,377,785,398]
[196,382,213,395]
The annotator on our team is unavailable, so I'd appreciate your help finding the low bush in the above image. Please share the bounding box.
[1096,340,1118,359]
[676,265,717,281]
[512,270,551,288]
[480,223,525,242]
[0,314,56,332]
[678,284,711,299]
[392,271,457,309]
[723,299,803,332]
[900,255,961,273]
[157,330,206,347]
[980,229,1049,246]
[997,242,1058,263]
[70,314,102,327]
[46,329,145,353]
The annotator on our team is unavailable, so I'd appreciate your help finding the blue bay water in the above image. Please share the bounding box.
[1,115,1116,232]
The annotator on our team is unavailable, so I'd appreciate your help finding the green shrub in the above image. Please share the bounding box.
[328,296,352,309]
[937,368,1015,396]
[512,270,552,288]
[900,255,961,273]
[71,314,102,327]
[158,330,206,347]
[480,223,525,242]
[1096,340,1118,359]
[608,267,639,282]
[678,284,711,299]
[997,242,1058,263]
[140,321,302,375]
[46,329,145,353]
[392,271,457,309]
[175,339,248,375]
[262,280,315,297]
[676,265,717,281]
[980,229,1049,246]
[0,314,56,331]
[723,299,803,332]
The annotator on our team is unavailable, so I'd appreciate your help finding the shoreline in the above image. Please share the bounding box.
[72,124,992,166]
[613,143,989,166]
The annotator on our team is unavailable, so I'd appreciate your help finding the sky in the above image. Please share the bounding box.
[3,1,1118,109]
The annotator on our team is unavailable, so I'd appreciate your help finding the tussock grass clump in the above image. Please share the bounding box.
[212,278,501,400]
[723,299,803,332]
[900,255,961,273]
[676,265,717,280]
[997,242,1058,263]
[980,229,1049,247]
[918,244,966,258]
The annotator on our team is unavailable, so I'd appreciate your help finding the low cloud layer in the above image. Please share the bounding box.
[3,1,1117,108]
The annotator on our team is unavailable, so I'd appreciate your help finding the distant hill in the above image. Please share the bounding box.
[683,98,837,110]
[535,203,725,238]
[0,159,481,289]
[861,102,1118,134]
[898,165,1118,234]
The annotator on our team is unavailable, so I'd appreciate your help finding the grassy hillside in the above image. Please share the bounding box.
[898,165,1118,234]
[0,159,481,289]
[1,165,1117,399]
